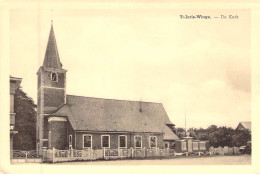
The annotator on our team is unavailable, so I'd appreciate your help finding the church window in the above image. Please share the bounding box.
[51,72,58,82]
[101,135,110,148]
[134,136,142,148]
[118,135,127,148]
[149,136,157,148]
[69,135,72,145]
[83,135,92,148]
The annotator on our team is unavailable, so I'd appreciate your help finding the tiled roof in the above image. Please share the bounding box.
[52,95,179,140]
[43,24,62,69]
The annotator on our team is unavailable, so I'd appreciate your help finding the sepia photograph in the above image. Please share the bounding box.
[1,1,260,174]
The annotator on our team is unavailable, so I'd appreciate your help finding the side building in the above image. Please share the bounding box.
[10,76,22,158]
[236,122,251,132]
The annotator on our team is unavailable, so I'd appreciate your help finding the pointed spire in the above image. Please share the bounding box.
[43,22,62,69]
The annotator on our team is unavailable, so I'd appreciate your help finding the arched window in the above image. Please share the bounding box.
[51,72,58,82]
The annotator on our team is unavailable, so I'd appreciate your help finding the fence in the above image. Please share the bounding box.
[43,147,175,163]
[11,150,42,163]
[209,146,240,155]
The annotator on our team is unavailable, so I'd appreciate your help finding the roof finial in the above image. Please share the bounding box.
[51,9,54,25]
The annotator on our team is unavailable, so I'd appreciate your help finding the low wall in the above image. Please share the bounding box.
[209,146,240,155]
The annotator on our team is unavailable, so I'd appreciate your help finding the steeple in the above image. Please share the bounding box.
[37,21,67,155]
[43,21,62,69]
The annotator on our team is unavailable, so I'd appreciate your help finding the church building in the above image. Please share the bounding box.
[36,23,179,155]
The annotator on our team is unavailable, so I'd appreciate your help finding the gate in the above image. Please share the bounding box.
[11,150,42,163]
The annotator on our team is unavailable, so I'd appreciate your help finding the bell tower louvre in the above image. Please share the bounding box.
[36,22,67,155]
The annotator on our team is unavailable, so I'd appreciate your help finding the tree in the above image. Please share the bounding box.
[176,127,185,139]
[232,129,251,147]
[209,126,234,147]
[182,124,251,147]
[194,127,209,140]
[207,125,218,133]
[13,86,37,150]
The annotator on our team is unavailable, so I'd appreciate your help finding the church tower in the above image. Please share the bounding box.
[36,22,67,155]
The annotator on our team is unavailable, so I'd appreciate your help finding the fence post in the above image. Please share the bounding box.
[131,147,134,158]
[103,148,105,159]
[71,148,73,160]
[25,151,28,162]
[52,148,55,163]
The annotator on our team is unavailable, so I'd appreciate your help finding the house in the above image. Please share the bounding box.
[10,76,22,158]
[36,23,179,155]
[236,122,251,131]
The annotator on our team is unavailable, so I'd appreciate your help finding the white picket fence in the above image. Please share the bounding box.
[43,148,174,163]
[209,146,240,155]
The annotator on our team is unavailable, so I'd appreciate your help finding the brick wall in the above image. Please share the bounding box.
[42,71,65,88]
[43,88,65,107]
[43,117,49,140]
[48,121,68,150]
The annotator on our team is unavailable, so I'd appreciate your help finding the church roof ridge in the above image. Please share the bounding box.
[66,94,162,105]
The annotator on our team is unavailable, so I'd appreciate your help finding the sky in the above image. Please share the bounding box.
[9,8,251,129]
